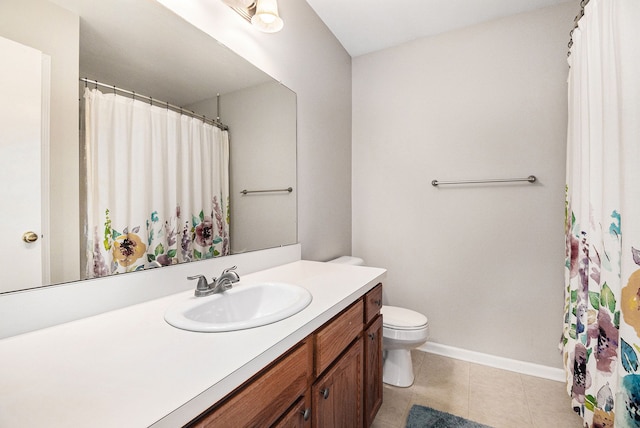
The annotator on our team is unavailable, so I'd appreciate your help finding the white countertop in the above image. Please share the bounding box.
[0,260,386,427]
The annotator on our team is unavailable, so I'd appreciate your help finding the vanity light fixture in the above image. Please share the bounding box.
[221,0,284,33]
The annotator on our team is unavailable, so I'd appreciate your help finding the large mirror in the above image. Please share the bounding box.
[0,0,297,294]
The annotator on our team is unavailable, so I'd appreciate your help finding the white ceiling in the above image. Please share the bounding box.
[305,0,575,57]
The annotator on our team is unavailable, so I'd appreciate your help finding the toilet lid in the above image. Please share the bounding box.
[381,305,428,329]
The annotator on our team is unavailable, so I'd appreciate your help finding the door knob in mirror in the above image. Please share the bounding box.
[22,231,38,243]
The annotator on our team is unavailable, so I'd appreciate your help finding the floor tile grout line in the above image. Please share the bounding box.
[520,373,536,427]
[402,391,415,428]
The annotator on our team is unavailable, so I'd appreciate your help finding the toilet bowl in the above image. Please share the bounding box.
[327,256,429,388]
[380,305,429,387]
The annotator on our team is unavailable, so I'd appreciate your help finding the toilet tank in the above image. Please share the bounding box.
[327,256,365,266]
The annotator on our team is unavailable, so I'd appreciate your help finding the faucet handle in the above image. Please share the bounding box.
[221,266,240,283]
[222,266,238,275]
[187,275,210,293]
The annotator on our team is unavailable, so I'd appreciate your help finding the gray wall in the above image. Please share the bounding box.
[352,3,575,368]
[159,0,353,262]
[222,82,297,254]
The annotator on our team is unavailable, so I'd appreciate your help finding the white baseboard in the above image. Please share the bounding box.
[418,342,566,383]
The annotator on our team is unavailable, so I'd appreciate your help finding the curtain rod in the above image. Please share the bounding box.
[80,78,229,131]
[567,0,591,56]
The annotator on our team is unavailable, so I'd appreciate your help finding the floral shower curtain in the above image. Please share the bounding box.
[561,0,640,426]
[83,88,230,278]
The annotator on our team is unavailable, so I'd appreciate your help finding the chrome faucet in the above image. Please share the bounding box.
[187,266,240,297]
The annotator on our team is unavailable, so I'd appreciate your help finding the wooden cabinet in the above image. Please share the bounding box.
[364,314,383,427]
[363,284,383,427]
[312,339,363,428]
[188,284,383,428]
[189,340,311,428]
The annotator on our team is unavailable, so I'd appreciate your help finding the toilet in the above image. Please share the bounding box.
[327,256,429,387]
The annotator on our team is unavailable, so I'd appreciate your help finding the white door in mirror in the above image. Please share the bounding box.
[0,36,50,292]
[164,282,312,332]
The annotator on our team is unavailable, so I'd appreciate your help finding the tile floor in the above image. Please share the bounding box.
[372,351,584,428]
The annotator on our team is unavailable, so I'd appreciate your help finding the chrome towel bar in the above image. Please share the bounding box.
[240,187,293,195]
[431,175,537,187]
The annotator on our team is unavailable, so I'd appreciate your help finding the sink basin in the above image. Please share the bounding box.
[164,282,312,332]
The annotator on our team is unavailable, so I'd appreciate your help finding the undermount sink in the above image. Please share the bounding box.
[164,282,312,332]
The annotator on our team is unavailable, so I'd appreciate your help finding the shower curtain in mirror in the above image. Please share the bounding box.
[561,0,640,426]
[83,88,230,278]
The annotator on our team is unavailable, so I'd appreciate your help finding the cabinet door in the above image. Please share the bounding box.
[364,315,383,427]
[273,395,311,428]
[312,339,363,428]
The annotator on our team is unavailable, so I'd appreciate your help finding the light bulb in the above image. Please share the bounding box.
[260,13,276,24]
[251,0,283,33]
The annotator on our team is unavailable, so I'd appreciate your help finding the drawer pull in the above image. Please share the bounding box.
[368,332,376,341]
[374,299,382,307]
[301,408,311,421]
[320,388,330,399]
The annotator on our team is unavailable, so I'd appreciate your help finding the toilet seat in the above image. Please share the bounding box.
[381,305,428,330]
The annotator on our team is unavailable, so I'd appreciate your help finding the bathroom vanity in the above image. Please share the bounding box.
[0,261,385,427]
[190,283,383,427]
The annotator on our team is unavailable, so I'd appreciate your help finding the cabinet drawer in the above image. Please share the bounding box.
[364,284,383,325]
[314,300,363,376]
[193,341,311,428]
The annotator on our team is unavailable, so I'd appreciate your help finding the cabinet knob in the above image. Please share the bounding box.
[374,299,382,307]
[301,407,311,421]
[320,388,330,399]
[368,332,376,341]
